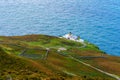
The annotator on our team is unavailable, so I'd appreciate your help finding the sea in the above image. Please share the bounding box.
[0,0,120,56]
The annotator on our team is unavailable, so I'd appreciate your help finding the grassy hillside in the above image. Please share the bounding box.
[0,34,119,80]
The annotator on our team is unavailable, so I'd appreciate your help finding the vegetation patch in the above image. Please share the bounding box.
[0,34,119,80]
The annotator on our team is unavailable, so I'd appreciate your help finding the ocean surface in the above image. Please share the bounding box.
[0,0,120,56]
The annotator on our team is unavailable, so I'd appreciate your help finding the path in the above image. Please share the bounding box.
[74,56,106,59]
[69,56,120,80]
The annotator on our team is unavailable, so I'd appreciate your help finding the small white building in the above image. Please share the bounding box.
[63,33,77,40]
[62,32,84,43]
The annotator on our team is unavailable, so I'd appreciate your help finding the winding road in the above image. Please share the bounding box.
[69,56,120,80]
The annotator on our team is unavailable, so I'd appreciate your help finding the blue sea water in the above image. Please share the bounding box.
[0,0,120,56]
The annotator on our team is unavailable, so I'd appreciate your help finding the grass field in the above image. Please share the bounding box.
[0,34,119,80]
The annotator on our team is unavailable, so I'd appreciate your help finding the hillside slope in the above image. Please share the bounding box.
[0,34,119,80]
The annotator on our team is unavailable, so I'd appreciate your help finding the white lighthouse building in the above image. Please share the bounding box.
[62,32,84,43]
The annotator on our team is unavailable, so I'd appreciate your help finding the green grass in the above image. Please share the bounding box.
[27,38,83,49]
